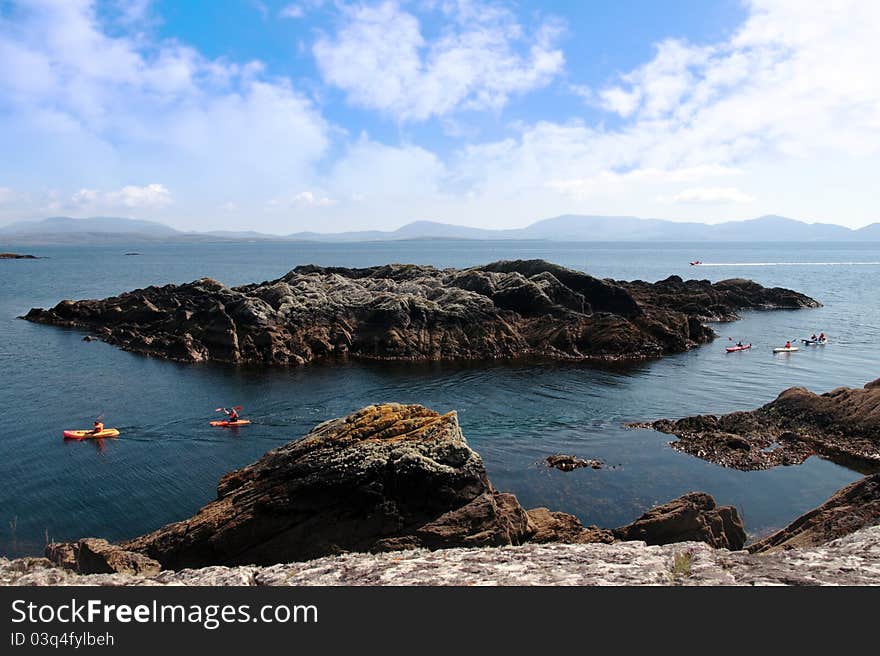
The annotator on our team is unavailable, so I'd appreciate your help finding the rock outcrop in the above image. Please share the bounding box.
[0,252,37,259]
[748,474,880,553]
[45,539,160,575]
[633,378,880,471]
[22,259,818,365]
[119,404,533,569]
[612,492,746,550]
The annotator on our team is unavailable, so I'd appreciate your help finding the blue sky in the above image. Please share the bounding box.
[0,0,878,232]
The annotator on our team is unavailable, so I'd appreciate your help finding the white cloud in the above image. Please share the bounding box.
[670,187,755,204]
[442,0,880,225]
[292,191,335,207]
[279,4,304,19]
[547,165,742,199]
[71,183,173,210]
[0,0,330,227]
[313,1,564,121]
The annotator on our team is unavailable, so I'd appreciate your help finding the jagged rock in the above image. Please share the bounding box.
[749,474,880,553]
[525,508,615,544]
[121,404,533,569]
[22,259,818,365]
[45,539,160,576]
[44,542,77,570]
[546,454,603,471]
[613,492,746,550]
[76,538,161,575]
[634,377,880,471]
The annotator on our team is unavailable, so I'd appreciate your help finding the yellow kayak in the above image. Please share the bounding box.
[63,428,120,440]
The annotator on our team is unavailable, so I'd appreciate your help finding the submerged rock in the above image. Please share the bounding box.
[634,377,880,471]
[546,454,603,471]
[22,259,818,365]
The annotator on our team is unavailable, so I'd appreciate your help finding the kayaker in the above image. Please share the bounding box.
[736,340,744,348]
[92,420,104,434]
[223,407,240,422]
[819,332,826,341]
[810,333,818,341]
[784,340,792,349]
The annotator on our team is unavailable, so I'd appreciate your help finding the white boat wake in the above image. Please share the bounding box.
[694,262,880,267]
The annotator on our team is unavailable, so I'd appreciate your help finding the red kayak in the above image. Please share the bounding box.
[725,343,751,352]
[209,419,251,427]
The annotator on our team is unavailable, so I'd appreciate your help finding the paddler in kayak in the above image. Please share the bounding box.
[219,406,242,422]
[91,419,104,434]
[784,340,792,349]
[819,331,826,342]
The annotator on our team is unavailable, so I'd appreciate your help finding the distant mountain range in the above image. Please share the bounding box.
[1,214,879,244]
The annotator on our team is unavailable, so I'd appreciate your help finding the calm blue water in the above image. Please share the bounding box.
[2,240,879,557]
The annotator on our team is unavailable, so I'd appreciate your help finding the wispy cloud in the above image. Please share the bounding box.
[72,184,173,210]
[313,1,565,121]
[670,187,755,204]
[279,4,305,19]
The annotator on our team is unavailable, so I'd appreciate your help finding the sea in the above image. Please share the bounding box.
[2,240,879,557]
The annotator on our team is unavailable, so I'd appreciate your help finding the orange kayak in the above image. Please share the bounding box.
[210,419,251,427]
[63,428,120,440]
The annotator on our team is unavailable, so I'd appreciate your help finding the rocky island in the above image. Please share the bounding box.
[2,401,878,586]
[22,259,818,365]
[0,252,38,259]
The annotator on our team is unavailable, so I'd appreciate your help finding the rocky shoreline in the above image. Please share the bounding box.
[4,399,879,586]
[22,259,818,365]
[631,378,880,472]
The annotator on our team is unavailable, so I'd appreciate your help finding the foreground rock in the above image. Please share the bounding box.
[22,259,818,365]
[118,404,532,569]
[45,539,160,576]
[632,378,880,471]
[0,252,37,259]
[749,474,880,553]
[5,526,880,586]
[612,492,746,550]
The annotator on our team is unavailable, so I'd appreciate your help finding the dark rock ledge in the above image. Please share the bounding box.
[630,378,880,472]
[22,259,818,365]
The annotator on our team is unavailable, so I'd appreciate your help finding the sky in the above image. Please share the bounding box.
[0,0,878,232]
